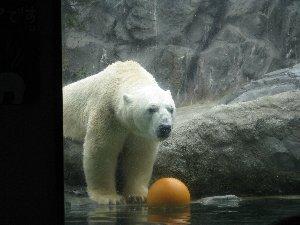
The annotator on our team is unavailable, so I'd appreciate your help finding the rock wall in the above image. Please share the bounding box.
[62,0,300,106]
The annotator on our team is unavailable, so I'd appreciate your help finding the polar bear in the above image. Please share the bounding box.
[63,60,176,204]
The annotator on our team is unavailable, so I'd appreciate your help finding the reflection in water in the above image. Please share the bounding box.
[147,206,190,224]
[88,204,190,224]
[88,204,148,224]
[65,195,300,225]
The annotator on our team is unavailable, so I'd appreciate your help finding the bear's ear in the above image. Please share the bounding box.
[123,94,133,104]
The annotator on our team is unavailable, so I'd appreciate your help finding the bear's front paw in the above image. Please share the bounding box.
[123,186,148,204]
[125,194,147,204]
[88,190,125,205]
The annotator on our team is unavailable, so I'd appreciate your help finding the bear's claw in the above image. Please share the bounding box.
[125,195,146,204]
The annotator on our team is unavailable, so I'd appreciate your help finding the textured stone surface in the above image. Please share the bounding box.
[62,0,300,106]
[153,91,300,198]
[220,63,300,104]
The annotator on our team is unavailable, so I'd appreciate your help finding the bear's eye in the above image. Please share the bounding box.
[148,106,159,113]
[167,107,174,113]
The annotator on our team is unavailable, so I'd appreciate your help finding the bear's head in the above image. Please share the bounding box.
[119,86,176,141]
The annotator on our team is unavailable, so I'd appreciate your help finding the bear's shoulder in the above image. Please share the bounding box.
[108,60,143,72]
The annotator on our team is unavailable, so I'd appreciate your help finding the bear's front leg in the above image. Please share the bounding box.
[83,119,126,205]
[121,135,159,204]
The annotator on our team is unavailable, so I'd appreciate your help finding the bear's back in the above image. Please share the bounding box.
[62,60,157,141]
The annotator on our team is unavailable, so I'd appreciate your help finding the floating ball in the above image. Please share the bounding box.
[147,177,190,207]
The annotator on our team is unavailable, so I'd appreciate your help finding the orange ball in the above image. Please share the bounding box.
[147,177,190,207]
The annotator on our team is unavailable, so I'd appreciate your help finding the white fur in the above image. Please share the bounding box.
[63,61,175,204]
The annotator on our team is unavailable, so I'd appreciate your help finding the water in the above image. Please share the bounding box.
[65,194,300,225]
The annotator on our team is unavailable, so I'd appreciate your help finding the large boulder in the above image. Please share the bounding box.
[153,91,300,198]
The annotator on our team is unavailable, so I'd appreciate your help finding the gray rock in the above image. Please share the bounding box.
[184,13,215,49]
[125,0,157,41]
[115,44,159,71]
[114,21,131,42]
[188,30,278,102]
[193,41,244,99]
[224,0,299,67]
[215,25,246,44]
[152,91,300,198]
[84,1,116,38]
[220,64,300,104]
[150,45,194,103]
[62,31,118,85]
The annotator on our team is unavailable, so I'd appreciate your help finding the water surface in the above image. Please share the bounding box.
[65,194,300,225]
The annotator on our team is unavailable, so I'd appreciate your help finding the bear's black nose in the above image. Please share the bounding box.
[157,124,172,139]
